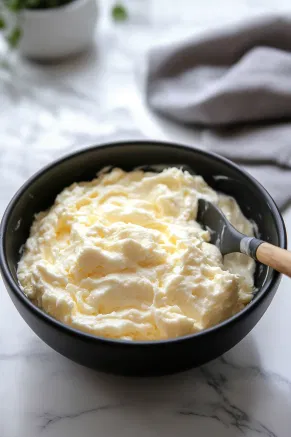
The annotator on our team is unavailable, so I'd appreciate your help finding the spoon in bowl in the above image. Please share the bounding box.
[197,198,291,278]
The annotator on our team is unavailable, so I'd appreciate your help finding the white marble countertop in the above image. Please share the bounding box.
[1,1,291,436]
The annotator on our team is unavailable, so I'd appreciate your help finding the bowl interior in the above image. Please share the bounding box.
[3,142,285,298]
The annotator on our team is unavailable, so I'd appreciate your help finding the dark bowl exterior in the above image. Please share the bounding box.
[0,141,287,376]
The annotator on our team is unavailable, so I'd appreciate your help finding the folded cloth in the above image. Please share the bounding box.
[146,15,291,209]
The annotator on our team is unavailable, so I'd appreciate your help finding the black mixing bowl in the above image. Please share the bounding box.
[0,141,287,376]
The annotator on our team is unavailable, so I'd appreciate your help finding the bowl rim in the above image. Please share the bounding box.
[0,140,287,347]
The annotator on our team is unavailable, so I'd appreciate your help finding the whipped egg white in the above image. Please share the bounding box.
[17,167,255,341]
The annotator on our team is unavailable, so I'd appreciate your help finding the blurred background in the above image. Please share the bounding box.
[1,0,291,215]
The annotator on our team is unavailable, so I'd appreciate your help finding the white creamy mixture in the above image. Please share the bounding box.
[18,167,255,341]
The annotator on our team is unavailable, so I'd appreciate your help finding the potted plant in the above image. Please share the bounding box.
[0,0,98,59]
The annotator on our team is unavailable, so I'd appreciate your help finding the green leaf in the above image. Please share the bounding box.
[112,3,128,22]
[3,0,74,11]
[26,0,74,9]
[4,0,26,12]
[6,26,22,48]
[26,0,43,7]
[0,15,6,30]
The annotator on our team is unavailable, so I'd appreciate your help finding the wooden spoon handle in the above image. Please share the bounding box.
[256,242,291,278]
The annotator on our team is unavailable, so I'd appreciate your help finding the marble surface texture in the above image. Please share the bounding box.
[1,1,291,436]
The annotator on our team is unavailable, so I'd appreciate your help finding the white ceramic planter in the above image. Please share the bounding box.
[18,0,98,60]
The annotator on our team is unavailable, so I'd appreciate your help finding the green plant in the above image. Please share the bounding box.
[0,0,127,49]
[0,0,73,48]
[112,2,127,22]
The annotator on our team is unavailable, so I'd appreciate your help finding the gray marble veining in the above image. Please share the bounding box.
[1,1,291,436]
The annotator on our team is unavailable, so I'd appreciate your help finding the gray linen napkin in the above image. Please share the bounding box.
[146,15,291,209]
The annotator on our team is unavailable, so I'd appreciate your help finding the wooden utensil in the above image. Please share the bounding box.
[197,198,291,277]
